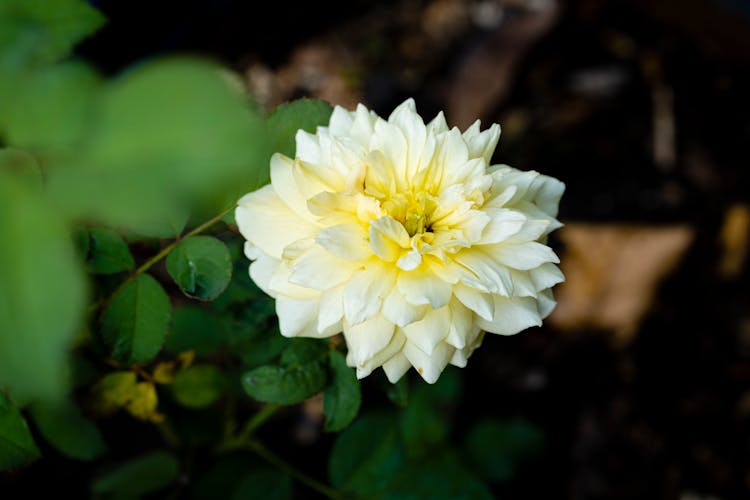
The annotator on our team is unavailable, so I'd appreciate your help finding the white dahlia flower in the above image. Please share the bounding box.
[236,99,564,383]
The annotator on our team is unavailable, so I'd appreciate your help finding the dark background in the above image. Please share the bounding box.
[19,0,750,498]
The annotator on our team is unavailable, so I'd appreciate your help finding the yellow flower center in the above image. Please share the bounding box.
[381,191,438,237]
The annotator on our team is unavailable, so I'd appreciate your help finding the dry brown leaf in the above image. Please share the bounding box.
[550,223,694,344]
[718,204,750,280]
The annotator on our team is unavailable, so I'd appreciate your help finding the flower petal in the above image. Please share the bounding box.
[397,267,452,308]
[403,340,454,384]
[343,314,396,367]
[382,351,411,383]
[402,305,450,355]
[316,224,371,261]
[382,286,429,327]
[488,241,560,270]
[476,295,542,335]
[236,185,318,258]
[276,297,319,337]
[343,262,395,324]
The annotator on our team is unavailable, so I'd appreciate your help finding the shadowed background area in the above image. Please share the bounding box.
[6,0,750,498]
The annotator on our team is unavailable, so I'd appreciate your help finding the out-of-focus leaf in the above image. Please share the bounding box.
[101,274,171,364]
[171,365,226,409]
[464,418,545,482]
[165,306,225,356]
[166,236,232,301]
[45,58,266,235]
[90,371,137,415]
[0,62,101,152]
[191,455,259,500]
[0,0,105,64]
[329,413,405,494]
[386,375,409,407]
[384,452,493,500]
[267,98,333,158]
[0,393,40,471]
[399,369,460,459]
[323,350,361,432]
[0,171,86,404]
[91,450,178,499]
[232,468,293,500]
[0,148,42,189]
[124,382,163,423]
[30,400,106,461]
[85,228,134,275]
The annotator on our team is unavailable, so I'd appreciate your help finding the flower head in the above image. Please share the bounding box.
[236,99,564,383]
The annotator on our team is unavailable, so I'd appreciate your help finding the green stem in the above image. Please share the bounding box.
[238,403,282,440]
[247,439,346,499]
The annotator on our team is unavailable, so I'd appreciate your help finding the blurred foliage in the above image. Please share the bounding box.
[0,1,546,497]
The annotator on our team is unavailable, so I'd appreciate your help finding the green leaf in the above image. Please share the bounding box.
[0,0,105,64]
[191,455,259,500]
[92,450,179,499]
[0,171,86,404]
[280,338,329,366]
[383,452,493,500]
[30,400,106,461]
[386,375,409,407]
[171,365,226,409]
[329,413,405,494]
[0,62,101,152]
[90,371,138,415]
[242,363,327,405]
[323,350,361,432]
[0,393,40,471]
[0,148,42,189]
[232,468,293,500]
[399,368,461,459]
[464,418,545,482]
[85,228,135,275]
[267,98,333,158]
[45,58,266,235]
[166,236,232,301]
[102,274,171,364]
[165,306,225,356]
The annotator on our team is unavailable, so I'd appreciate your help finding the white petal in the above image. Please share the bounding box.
[445,299,474,350]
[343,314,396,367]
[397,267,452,308]
[382,286,429,327]
[477,295,542,335]
[454,248,513,296]
[236,185,318,258]
[316,224,371,261]
[353,329,406,379]
[489,241,560,270]
[247,246,279,298]
[479,208,526,244]
[268,259,320,299]
[329,105,354,136]
[529,175,565,218]
[276,297,319,337]
[295,130,321,164]
[318,285,344,335]
[343,262,395,324]
[382,351,411,383]
[269,153,319,222]
[450,331,484,367]
[289,245,356,290]
[453,283,494,321]
[402,305,451,355]
[395,250,422,271]
[403,340,454,384]
[529,263,565,291]
[536,288,557,319]
[464,121,501,164]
